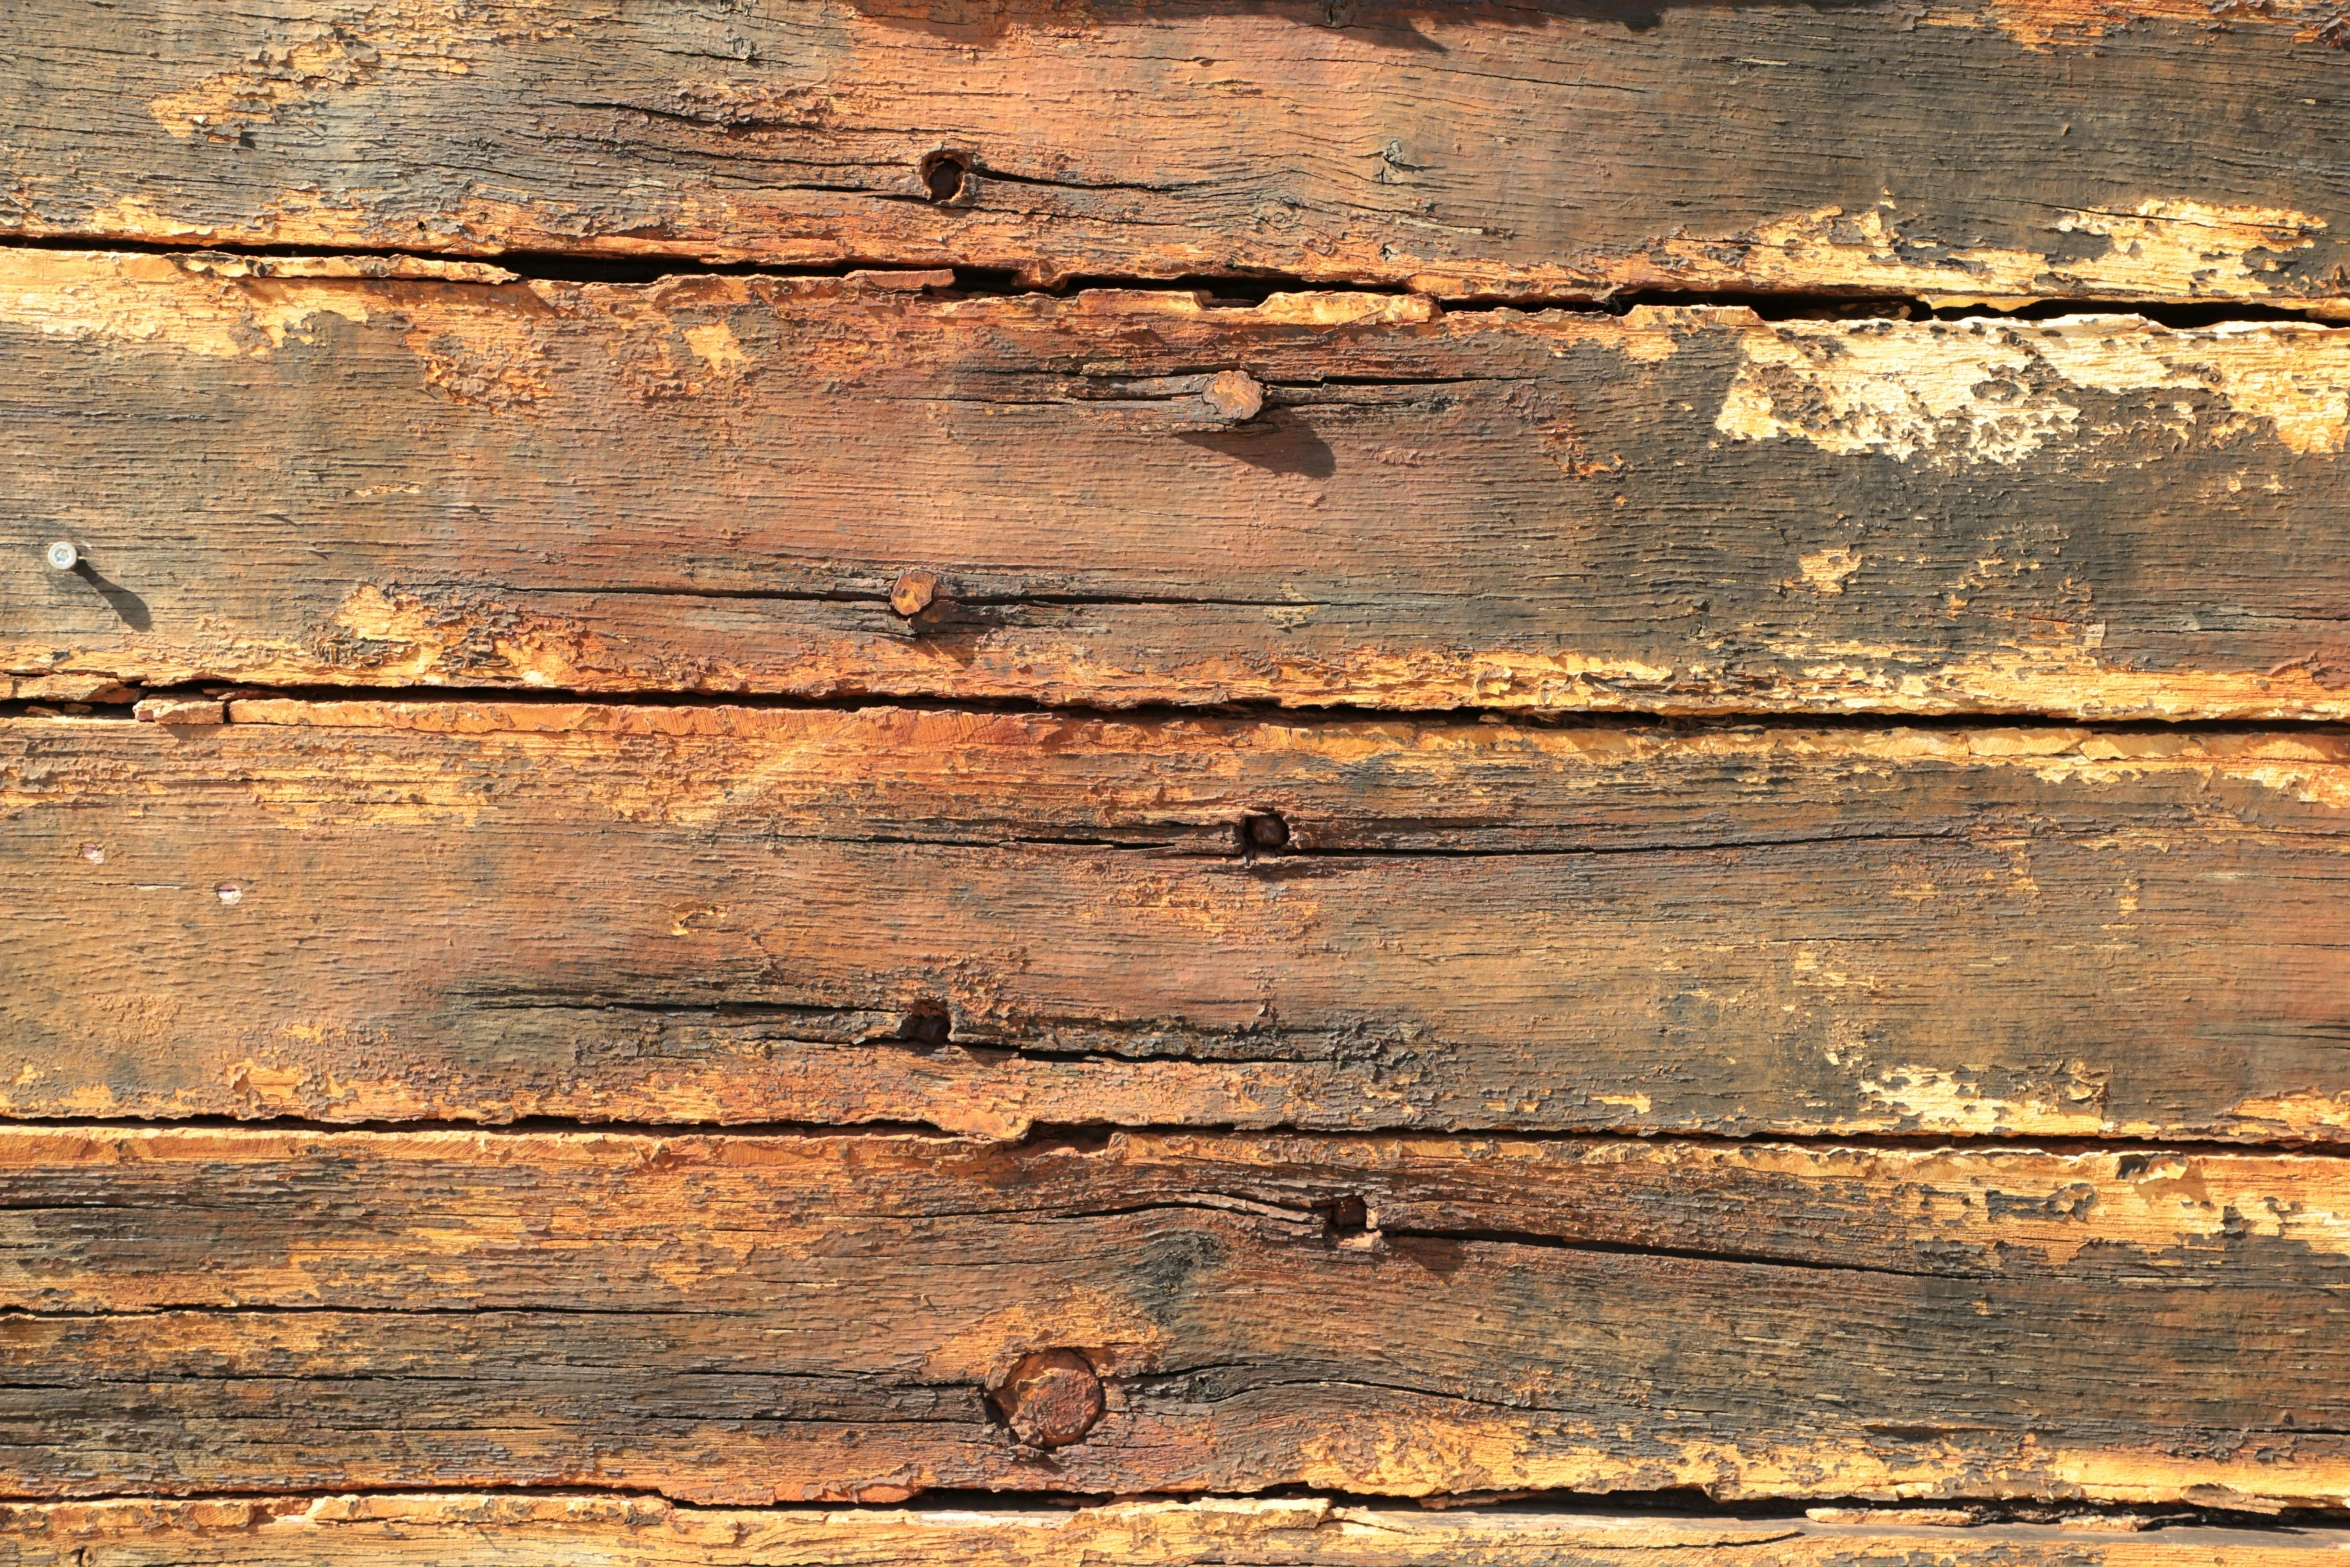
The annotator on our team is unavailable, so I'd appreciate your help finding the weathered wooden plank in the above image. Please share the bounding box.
[9,253,2350,717]
[7,1495,2349,1567]
[7,703,2348,1139]
[5,0,2350,307]
[7,1126,2350,1505]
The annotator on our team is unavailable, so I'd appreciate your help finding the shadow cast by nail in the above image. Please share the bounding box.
[72,562,152,632]
[1177,407,1337,479]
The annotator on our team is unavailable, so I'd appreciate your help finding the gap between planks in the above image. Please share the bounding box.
[15,688,2350,737]
[13,1113,2350,1160]
[0,235,2340,331]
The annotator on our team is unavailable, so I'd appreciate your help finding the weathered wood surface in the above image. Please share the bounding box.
[9,1126,2350,1504]
[6,0,2350,307]
[9,1496,2350,1567]
[10,254,2350,718]
[7,703,2349,1140]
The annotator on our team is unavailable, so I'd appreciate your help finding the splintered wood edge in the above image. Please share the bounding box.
[7,1495,2349,1565]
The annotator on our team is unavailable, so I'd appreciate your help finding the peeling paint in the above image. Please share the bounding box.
[1852,1063,2110,1138]
[1719,314,2350,466]
[1640,199,2333,307]
[146,0,577,140]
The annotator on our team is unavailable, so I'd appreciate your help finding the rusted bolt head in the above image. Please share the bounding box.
[992,1348,1105,1449]
[1203,370,1265,423]
[42,540,79,572]
[1241,812,1291,853]
[890,569,941,618]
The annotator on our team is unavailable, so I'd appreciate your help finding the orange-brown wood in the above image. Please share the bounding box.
[10,1125,2350,1506]
[10,252,2350,717]
[7,1495,2348,1567]
[5,0,2349,307]
[6,703,2347,1141]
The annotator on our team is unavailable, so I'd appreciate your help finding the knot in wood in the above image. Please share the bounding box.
[992,1348,1104,1448]
[889,568,941,619]
[1202,370,1265,423]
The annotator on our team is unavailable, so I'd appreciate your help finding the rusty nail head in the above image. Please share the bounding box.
[993,1348,1105,1449]
[43,541,79,572]
[1203,370,1265,423]
[891,569,941,618]
[1243,812,1291,852]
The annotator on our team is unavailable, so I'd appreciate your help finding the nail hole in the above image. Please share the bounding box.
[921,150,971,204]
[80,843,104,865]
[215,883,243,906]
[1239,812,1290,855]
[897,1004,952,1047]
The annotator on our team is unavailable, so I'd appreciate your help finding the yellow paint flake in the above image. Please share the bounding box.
[1798,548,1863,594]
[681,321,749,375]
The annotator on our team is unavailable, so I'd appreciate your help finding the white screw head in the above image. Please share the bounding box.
[42,540,79,572]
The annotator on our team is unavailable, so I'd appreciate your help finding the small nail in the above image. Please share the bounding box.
[1203,370,1265,423]
[43,541,79,572]
[1241,812,1291,853]
[890,569,941,618]
[992,1349,1105,1449]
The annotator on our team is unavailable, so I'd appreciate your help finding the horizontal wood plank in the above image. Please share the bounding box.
[5,1,2350,306]
[6,703,2348,1139]
[7,1495,2350,1567]
[8,1126,2350,1504]
[9,253,2350,717]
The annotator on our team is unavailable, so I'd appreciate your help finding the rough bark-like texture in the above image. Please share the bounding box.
[5,0,2350,306]
[10,1126,2350,1506]
[6,1496,2349,1567]
[6,704,2348,1139]
[10,253,2350,717]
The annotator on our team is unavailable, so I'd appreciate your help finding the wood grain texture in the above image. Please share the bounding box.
[7,703,2349,1140]
[8,1495,2350,1567]
[9,1125,2350,1505]
[10,252,2350,717]
[5,0,2350,306]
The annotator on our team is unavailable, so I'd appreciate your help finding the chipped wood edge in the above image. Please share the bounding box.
[4,1494,2348,1566]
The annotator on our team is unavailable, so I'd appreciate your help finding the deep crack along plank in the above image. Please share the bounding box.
[6,703,2349,1140]
[9,1497,2350,1567]
[8,1126,2350,1505]
[9,253,2350,718]
[5,0,2350,307]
